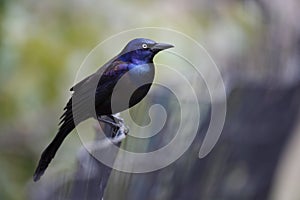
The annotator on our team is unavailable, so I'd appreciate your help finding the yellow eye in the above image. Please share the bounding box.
[142,44,148,49]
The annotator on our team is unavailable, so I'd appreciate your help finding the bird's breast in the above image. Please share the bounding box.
[127,63,154,84]
[102,63,154,114]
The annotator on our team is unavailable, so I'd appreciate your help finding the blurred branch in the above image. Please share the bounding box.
[70,114,127,200]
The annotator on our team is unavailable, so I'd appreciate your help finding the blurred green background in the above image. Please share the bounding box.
[1,0,300,200]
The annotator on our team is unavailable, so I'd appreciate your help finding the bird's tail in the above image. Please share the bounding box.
[33,99,76,182]
[33,121,75,181]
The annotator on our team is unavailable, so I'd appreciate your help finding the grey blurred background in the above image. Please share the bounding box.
[1,0,300,199]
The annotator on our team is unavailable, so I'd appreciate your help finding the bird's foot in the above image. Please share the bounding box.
[110,126,127,144]
[97,114,129,138]
[97,116,121,128]
[110,113,125,124]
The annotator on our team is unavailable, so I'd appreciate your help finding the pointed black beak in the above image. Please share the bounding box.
[151,42,174,51]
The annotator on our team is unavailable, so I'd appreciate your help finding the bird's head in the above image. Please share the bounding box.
[120,38,174,64]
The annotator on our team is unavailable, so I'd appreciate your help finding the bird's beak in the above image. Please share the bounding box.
[151,43,174,51]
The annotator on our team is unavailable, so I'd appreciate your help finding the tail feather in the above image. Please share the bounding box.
[33,100,75,182]
[33,121,75,181]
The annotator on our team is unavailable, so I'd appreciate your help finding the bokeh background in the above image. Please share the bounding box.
[1,0,300,200]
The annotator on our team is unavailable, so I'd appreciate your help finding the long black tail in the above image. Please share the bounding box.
[33,99,75,182]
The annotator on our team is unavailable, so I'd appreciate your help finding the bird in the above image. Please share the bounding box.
[33,38,174,181]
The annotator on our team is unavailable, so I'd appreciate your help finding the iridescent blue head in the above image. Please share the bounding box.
[119,38,174,64]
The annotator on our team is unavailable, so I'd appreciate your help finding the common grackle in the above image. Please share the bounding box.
[33,38,173,181]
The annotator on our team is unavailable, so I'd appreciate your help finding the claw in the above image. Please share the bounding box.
[97,115,129,139]
[97,116,121,128]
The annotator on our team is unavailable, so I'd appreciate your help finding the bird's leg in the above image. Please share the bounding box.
[97,116,121,128]
[110,113,125,124]
[97,114,129,138]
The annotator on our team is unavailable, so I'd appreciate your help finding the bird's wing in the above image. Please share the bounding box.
[70,74,93,91]
[70,58,129,91]
[71,59,130,99]
[69,58,113,92]
[60,59,130,123]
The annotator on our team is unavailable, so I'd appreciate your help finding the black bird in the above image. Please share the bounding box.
[33,38,173,181]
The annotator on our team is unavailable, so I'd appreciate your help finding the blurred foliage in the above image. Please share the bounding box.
[0,0,300,200]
